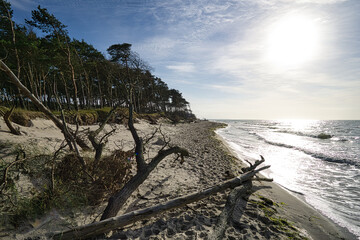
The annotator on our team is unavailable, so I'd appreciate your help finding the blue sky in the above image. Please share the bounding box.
[9,0,360,120]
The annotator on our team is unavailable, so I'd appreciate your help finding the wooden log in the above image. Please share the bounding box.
[210,182,253,240]
[50,165,271,240]
[3,105,21,135]
[241,155,265,173]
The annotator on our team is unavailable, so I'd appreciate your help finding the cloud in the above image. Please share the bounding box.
[166,62,195,73]
[250,0,348,5]
[13,0,357,119]
[10,0,36,11]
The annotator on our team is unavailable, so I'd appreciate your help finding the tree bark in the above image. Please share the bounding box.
[51,165,271,240]
[88,107,118,165]
[2,105,21,135]
[100,101,188,220]
[210,182,253,240]
[100,146,189,220]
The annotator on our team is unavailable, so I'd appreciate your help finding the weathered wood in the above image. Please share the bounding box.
[211,182,253,240]
[51,165,271,240]
[128,102,146,171]
[241,155,265,173]
[100,102,189,221]
[88,106,118,165]
[2,105,21,135]
[100,146,189,220]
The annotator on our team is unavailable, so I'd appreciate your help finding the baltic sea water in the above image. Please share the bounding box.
[215,120,360,238]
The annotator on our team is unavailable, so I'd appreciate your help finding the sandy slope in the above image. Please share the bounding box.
[0,119,356,239]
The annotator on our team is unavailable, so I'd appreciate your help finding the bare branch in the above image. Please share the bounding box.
[143,127,159,146]
[2,105,21,135]
[128,102,146,170]
[51,163,271,240]
[51,142,68,194]
[241,155,266,173]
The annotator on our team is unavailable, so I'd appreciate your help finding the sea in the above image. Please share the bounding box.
[215,120,360,238]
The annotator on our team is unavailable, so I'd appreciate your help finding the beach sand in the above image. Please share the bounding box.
[0,118,356,239]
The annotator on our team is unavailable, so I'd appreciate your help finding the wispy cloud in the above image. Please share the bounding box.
[10,0,36,12]
[166,62,196,73]
[11,0,358,119]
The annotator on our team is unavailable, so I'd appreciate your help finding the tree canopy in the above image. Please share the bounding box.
[0,2,195,120]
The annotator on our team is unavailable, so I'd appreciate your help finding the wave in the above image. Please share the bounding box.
[255,134,359,167]
[275,130,337,140]
[277,183,304,196]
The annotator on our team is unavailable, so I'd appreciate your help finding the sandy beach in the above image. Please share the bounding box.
[0,118,356,239]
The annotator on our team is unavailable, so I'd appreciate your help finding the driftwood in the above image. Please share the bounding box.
[50,163,272,240]
[0,105,21,135]
[88,106,118,165]
[210,181,253,240]
[242,155,265,173]
[99,103,189,220]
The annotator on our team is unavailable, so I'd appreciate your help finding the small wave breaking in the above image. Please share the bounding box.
[255,134,359,167]
[275,130,335,140]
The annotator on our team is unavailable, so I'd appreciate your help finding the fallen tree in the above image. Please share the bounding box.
[210,156,268,240]
[50,160,272,239]
[99,102,189,220]
[0,105,21,135]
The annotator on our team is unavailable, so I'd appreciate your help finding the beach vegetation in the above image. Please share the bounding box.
[0,140,136,227]
[250,195,309,240]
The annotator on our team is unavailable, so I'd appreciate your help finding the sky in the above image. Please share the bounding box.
[9,0,360,120]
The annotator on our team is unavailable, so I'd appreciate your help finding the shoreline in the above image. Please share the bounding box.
[215,123,357,240]
[0,119,357,239]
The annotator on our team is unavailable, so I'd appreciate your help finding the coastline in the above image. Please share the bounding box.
[215,123,357,240]
[0,119,357,239]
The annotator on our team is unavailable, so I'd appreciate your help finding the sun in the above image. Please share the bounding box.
[265,14,320,68]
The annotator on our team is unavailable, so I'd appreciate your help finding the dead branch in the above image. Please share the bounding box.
[0,150,27,193]
[211,182,253,240]
[99,102,189,221]
[2,105,21,135]
[128,102,146,171]
[51,142,68,194]
[99,145,189,221]
[143,127,159,146]
[51,163,272,240]
[88,107,118,165]
[60,110,74,151]
[241,155,265,173]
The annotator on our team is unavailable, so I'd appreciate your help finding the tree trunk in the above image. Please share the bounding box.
[51,166,271,240]
[0,60,90,150]
[61,74,71,110]
[100,145,188,220]
[5,3,25,109]
[100,102,188,220]
[95,66,103,108]
[66,46,79,111]
[1,106,21,135]
[210,182,253,240]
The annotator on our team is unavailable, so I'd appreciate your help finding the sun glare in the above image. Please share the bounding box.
[266,15,320,69]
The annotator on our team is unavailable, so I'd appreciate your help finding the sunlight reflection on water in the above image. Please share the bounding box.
[216,119,360,238]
